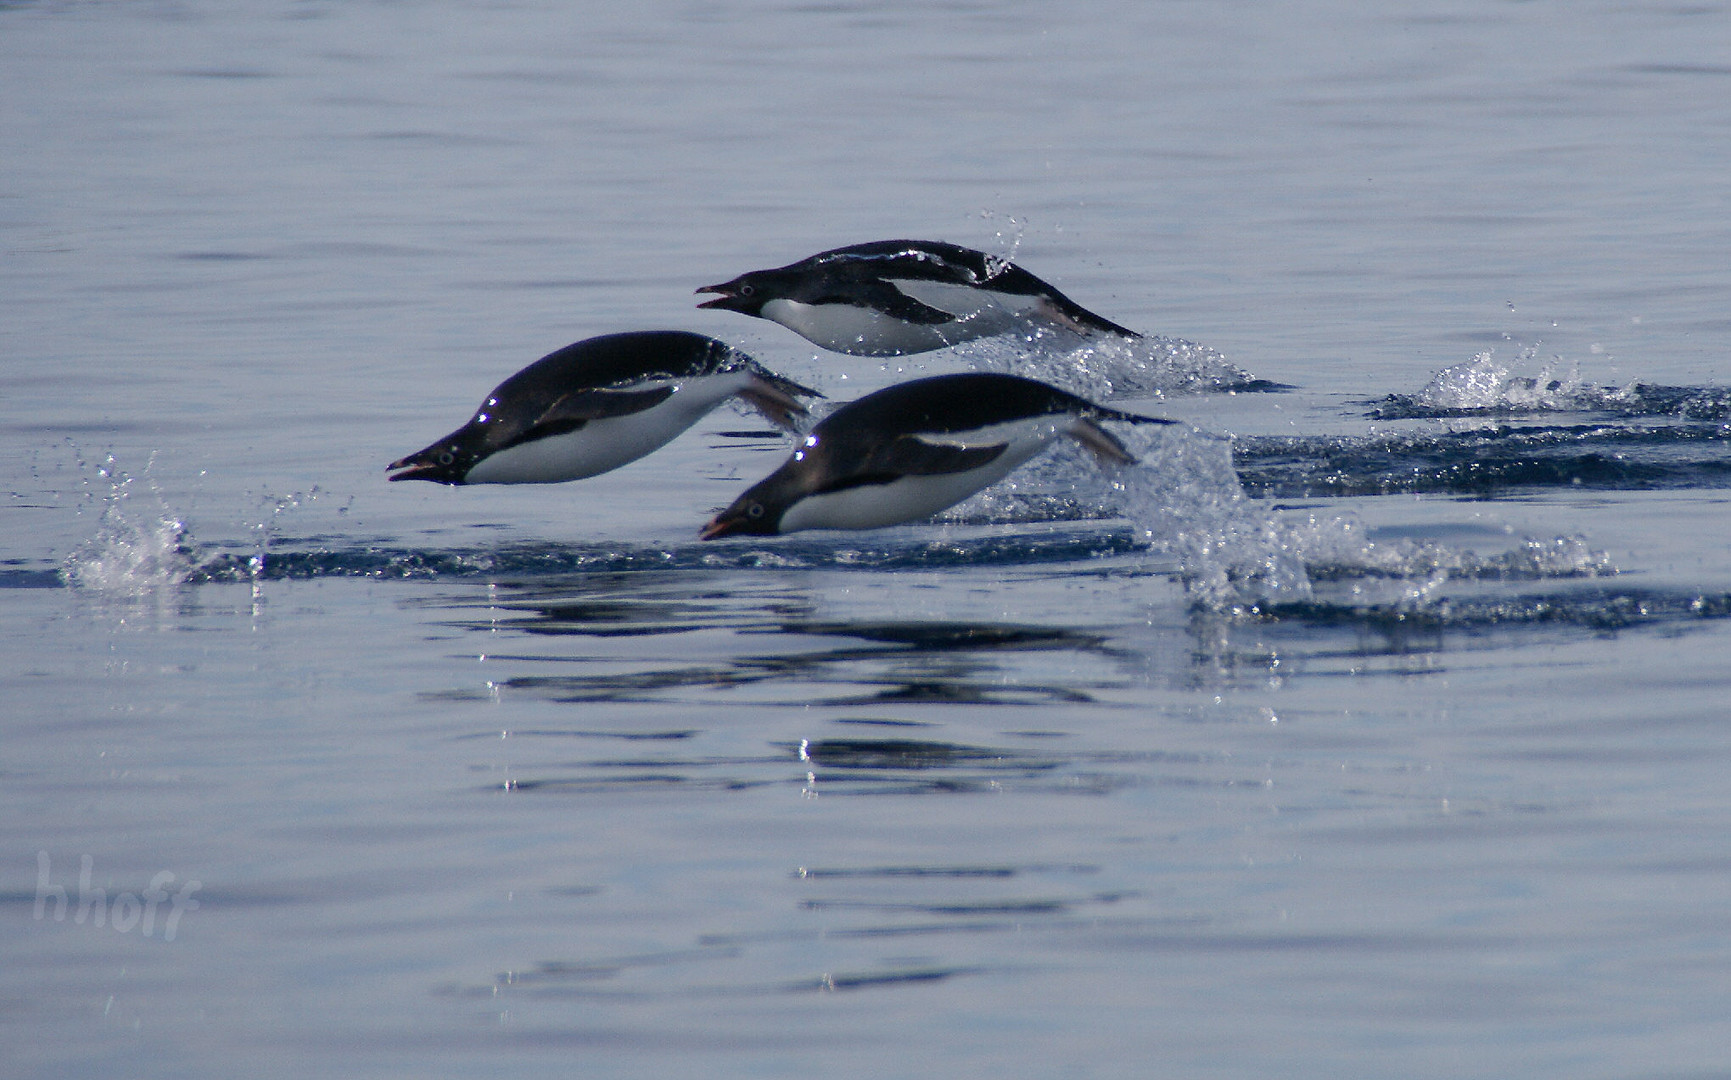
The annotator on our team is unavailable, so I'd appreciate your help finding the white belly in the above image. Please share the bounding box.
[462,372,753,484]
[760,298,957,356]
[778,424,1059,532]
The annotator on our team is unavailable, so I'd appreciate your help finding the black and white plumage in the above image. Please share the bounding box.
[696,240,1142,356]
[387,331,820,486]
[699,372,1173,539]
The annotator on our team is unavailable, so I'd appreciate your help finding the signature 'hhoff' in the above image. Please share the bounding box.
[34,852,201,942]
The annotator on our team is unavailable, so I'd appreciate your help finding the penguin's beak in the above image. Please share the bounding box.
[386,459,439,482]
[386,445,461,484]
[697,513,739,541]
[695,282,744,311]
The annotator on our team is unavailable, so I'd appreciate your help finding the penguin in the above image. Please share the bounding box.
[696,239,1142,356]
[699,372,1173,538]
[387,331,820,485]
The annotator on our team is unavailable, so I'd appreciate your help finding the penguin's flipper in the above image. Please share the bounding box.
[508,386,677,446]
[875,434,1008,477]
[856,280,959,326]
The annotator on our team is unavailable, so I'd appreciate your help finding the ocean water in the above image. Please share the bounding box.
[5,1,1731,1077]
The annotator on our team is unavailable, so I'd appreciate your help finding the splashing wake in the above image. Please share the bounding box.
[60,453,201,593]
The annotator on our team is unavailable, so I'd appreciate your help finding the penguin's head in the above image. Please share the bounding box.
[698,488,782,540]
[701,450,825,539]
[695,271,777,317]
[387,430,483,485]
[699,427,840,539]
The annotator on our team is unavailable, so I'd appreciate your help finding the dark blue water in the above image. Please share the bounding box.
[5,2,1731,1077]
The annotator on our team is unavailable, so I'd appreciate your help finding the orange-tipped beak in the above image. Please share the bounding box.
[698,514,736,541]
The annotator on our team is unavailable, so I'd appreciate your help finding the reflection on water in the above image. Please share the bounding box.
[415,566,1731,714]
[493,736,1147,798]
[469,949,984,1000]
[453,858,1160,1003]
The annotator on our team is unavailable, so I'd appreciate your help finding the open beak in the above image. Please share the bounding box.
[386,449,447,483]
[386,461,436,482]
[695,283,737,311]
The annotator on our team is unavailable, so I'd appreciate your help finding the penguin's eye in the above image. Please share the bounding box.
[747,503,764,519]
[438,450,456,466]
[738,283,756,297]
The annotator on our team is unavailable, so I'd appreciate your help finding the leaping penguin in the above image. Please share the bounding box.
[388,330,820,485]
[696,240,1141,356]
[700,372,1172,538]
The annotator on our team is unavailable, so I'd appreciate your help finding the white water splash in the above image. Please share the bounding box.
[1103,426,1616,611]
[58,448,340,595]
[976,209,1028,265]
[962,331,1255,400]
[1412,348,1603,412]
[1414,351,1522,410]
[1108,426,1313,608]
[61,452,201,594]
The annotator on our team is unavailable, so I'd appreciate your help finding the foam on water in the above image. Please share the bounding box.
[1375,349,1731,420]
[957,330,1267,399]
[1100,424,1618,612]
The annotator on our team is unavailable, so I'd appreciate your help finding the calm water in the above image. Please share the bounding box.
[6,2,1731,1077]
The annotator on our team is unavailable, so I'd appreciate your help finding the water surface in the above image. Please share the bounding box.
[5,2,1731,1077]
